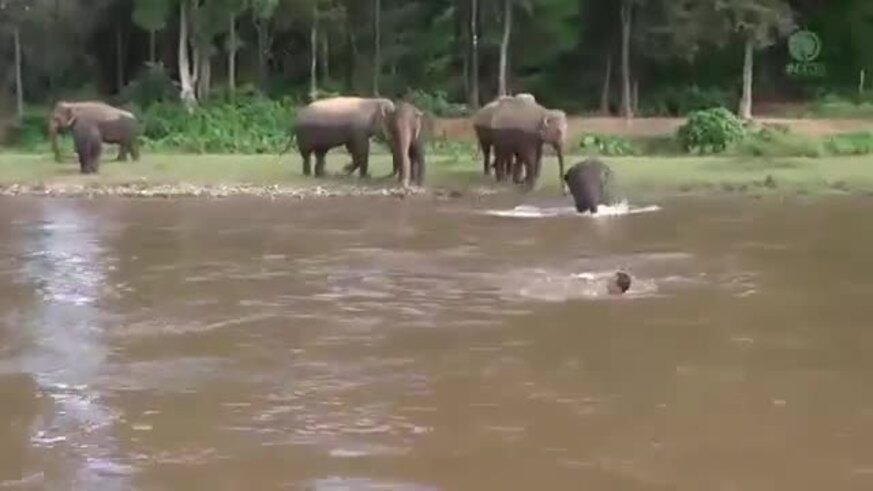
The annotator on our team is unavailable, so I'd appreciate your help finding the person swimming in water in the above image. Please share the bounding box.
[607,271,632,295]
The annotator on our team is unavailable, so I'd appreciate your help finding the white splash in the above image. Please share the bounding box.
[483,200,661,219]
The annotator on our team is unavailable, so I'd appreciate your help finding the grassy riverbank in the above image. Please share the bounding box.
[1,152,872,198]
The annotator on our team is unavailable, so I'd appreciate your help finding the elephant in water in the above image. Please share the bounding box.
[48,101,140,163]
[564,158,615,214]
[472,93,537,177]
[293,96,395,178]
[490,97,567,191]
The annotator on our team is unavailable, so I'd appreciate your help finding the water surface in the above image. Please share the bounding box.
[1,195,873,490]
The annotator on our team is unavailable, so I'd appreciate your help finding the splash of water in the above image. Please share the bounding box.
[483,200,661,219]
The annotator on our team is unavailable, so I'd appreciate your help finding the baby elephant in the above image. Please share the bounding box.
[563,158,614,214]
[71,118,103,174]
[388,101,426,187]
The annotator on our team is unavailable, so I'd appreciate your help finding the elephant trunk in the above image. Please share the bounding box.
[554,142,566,194]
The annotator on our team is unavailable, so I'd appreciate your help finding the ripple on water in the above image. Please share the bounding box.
[301,477,439,491]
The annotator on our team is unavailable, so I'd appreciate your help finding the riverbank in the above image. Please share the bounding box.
[1,152,873,199]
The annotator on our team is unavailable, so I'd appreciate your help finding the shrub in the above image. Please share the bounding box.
[140,95,296,154]
[730,129,823,158]
[677,107,746,154]
[120,63,179,109]
[579,134,637,156]
[404,89,469,117]
[643,85,735,117]
[824,131,873,156]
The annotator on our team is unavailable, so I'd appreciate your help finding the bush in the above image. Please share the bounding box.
[404,89,469,117]
[643,85,735,117]
[730,128,824,158]
[579,134,637,156]
[141,95,296,154]
[120,63,179,109]
[677,107,746,154]
[824,131,873,155]
[2,108,51,151]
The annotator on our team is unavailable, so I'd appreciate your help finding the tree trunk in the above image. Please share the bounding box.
[149,29,157,63]
[255,17,269,90]
[228,13,236,96]
[116,23,125,93]
[599,51,612,115]
[321,30,330,82]
[373,0,381,96]
[619,0,633,119]
[310,7,318,100]
[178,0,197,110]
[632,77,639,114]
[197,50,211,101]
[498,0,512,97]
[13,26,23,119]
[469,0,480,108]
[739,35,754,120]
[347,22,358,92]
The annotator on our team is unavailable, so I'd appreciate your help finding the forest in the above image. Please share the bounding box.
[1,0,873,143]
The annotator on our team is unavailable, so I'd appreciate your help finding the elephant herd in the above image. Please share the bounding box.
[50,95,610,213]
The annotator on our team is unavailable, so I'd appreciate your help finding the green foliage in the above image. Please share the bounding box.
[121,63,179,109]
[404,90,469,118]
[579,134,637,156]
[642,86,735,116]
[677,107,746,153]
[824,132,873,156]
[5,108,50,151]
[730,126,824,157]
[141,95,295,153]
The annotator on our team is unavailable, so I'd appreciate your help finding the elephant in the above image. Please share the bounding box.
[387,101,426,188]
[490,98,567,191]
[472,93,536,176]
[294,96,395,178]
[563,158,615,214]
[70,117,102,174]
[49,101,140,163]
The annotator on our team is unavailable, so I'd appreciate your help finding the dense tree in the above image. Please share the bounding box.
[1,0,868,118]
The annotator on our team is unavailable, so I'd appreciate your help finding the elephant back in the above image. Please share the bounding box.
[491,97,549,133]
[57,101,136,123]
[298,97,395,129]
[472,94,537,129]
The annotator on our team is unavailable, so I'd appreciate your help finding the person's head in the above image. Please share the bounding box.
[608,271,632,295]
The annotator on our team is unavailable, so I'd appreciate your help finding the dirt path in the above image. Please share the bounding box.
[433,116,873,141]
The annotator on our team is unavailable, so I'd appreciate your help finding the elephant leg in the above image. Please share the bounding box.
[116,144,129,162]
[410,142,425,186]
[314,150,328,177]
[520,146,540,191]
[301,148,313,176]
[350,138,370,178]
[130,140,141,161]
[481,142,492,176]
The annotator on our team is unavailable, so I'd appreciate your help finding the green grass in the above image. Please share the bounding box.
[2,151,873,198]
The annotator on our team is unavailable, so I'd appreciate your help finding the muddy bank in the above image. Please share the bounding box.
[0,181,497,199]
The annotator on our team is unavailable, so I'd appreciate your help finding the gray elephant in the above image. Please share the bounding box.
[71,117,102,174]
[491,98,567,190]
[387,101,426,188]
[472,93,536,176]
[564,158,615,214]
[294,96,395,178]
[49,101,140,163]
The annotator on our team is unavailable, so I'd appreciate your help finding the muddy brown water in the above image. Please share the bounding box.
[2,195,873,490]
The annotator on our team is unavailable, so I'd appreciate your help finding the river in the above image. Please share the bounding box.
[1,195,873,490]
